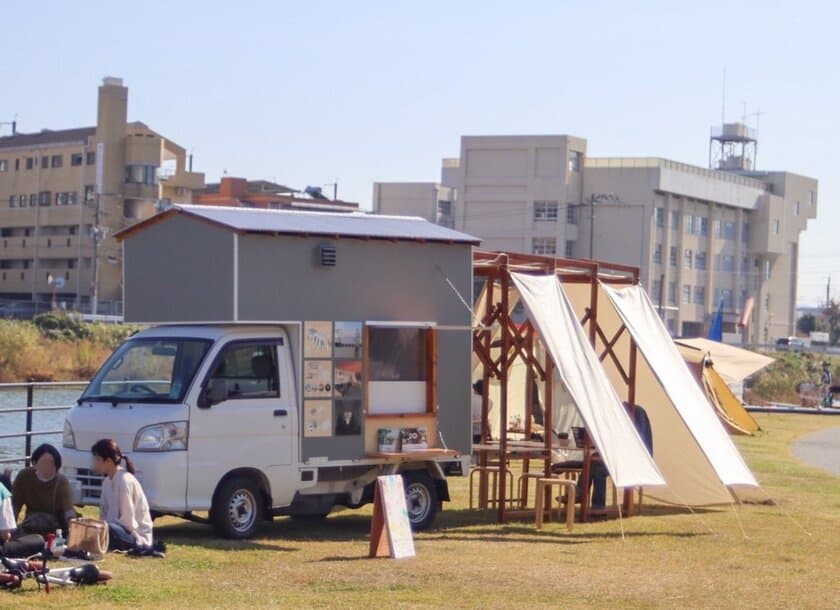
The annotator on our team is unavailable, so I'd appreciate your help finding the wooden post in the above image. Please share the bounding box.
[498,265,510,522]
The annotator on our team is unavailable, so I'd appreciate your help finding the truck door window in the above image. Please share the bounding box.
[209,343,279,400]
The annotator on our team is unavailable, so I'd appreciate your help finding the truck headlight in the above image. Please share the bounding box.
[63,420,76,449]
[134,421,188,452]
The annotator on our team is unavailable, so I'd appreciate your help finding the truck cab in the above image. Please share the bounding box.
[62,323,462,538]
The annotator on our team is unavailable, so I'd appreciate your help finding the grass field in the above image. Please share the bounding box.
[6,414,839,609]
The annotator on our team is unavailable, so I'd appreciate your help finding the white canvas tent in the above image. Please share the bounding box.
[591,283,759,505]
[511,273,665,489]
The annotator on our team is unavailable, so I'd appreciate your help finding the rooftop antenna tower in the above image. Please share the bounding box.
[709,71,758,173]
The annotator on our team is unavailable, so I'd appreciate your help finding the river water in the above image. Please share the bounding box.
[0,386,84,472]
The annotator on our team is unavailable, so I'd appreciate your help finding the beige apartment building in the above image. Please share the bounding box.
[0,77,204,314]
[373,131,818,344]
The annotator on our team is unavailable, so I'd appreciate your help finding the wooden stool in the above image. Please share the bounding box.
[534,477,575,532]
[517,472,545,508]
[469,465,515,509]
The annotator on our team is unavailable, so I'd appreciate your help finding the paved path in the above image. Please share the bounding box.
[791,427,840,476]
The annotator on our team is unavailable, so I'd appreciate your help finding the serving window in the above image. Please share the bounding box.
[366,323,436,416]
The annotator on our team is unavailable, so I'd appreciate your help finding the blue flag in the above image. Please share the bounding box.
[708,298,724,341]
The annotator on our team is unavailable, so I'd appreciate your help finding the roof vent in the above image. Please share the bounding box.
[319,244,337,267]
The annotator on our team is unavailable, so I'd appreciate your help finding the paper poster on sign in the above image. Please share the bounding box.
[304,321,333,358]
[369,474,415,559]
[303,400,332,438]
[303,360,332,398]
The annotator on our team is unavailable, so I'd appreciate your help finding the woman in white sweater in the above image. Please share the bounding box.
[91,439,153,550]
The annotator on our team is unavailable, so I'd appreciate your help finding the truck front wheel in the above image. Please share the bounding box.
[211,477,263,539]
[402,471,440,531]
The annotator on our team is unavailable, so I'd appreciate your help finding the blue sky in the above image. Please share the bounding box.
[1,1,836,305]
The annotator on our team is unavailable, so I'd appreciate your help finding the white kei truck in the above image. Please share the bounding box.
[59,205,478,539]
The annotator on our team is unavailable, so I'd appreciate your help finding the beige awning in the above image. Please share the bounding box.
[674,338,774,383]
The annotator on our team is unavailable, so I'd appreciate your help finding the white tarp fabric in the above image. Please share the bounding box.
[674,337,774,384]
[601,284,759,491]
[510,273,665,489]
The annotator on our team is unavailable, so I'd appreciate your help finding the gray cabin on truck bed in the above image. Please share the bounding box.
[115,204,480,461]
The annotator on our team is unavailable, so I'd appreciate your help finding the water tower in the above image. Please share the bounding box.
[709,122,757,171]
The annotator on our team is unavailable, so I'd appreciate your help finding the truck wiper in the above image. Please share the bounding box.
[77,395,124,407]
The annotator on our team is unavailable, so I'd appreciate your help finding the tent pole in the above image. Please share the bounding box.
[543,347,554,517]
[624,338,638,514]
[498,263,511,522]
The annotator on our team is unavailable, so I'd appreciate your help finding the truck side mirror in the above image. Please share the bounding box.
[198,378,228,409]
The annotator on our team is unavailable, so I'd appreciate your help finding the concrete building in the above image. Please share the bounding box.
[373,130,818,343]
[0,77,204,313]
[195,177,360,213]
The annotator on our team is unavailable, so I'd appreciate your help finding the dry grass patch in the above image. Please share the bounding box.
[5,414,839,609]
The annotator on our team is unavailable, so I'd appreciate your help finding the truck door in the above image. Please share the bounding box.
[187,339,296,509]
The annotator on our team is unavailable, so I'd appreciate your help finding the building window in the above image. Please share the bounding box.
[14,158,19,171]
[668,281,677,305]
[84,185,95,202]
[41,156,49,169]
[720,254,734,272]
[534,201,559,222]
[773,219,780,234]
[654,207,665,228]
[713,219,722,238]
[68,192,77,205]
[566,205,577,224]
[684,248,693,269]
[741,222,750,243]
[0,159,7,172]
[8,195,16,208]
[723,220,736,240]
[693,286,705,304]
[568,150,582,172]
[684,214,694,234]
[29,194,37,207]
[741,256,750,273]
[437,200,451,217]
[653,243,663,265]
[71,153,83,167]
[764,259,771,280]
[670,210,680,230]
[695,251,707,270]
[794,200,800,216]
[808,190,815,206]
[698,216,708,236]
[669,246,678,267]
[682,285,691,304]
[564,240,575,258]
[719,289,733,310]
[25,157,34,170]
[532,237,557,255]
[51,155,63,168]
[125,164,158,185]
[86,151,96,165]
[38,191,51,206]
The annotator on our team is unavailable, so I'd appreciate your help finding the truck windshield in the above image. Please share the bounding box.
[80,337,213,403]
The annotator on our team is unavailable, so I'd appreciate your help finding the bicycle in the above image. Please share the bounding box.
[0,545,112,593]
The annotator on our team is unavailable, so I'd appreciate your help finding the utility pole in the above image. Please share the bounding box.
[828,275,832,308]
[91,193,102,316]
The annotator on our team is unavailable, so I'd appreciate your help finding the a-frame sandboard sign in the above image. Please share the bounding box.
[368,475,416,559]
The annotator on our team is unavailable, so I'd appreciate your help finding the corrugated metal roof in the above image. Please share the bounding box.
[116,204,481,244]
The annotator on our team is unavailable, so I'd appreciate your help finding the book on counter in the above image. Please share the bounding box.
[377,427,399,453]
[399,427,429,452]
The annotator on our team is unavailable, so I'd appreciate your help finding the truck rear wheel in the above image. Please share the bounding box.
[211,477,263,539]
[402,471,439,531]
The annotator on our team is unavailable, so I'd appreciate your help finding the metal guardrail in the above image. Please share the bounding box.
[0,380,86,466]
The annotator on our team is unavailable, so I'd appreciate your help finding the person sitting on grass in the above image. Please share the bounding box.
[91,439,153,551]
[12,443,77,535]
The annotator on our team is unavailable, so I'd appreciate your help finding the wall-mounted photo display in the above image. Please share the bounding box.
[304,321,333,359]
[334,360,362,399]
[303,360,332,398]
[303,400,333,438]
[334,399,363,436]
[334,321,363,359]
